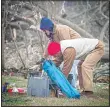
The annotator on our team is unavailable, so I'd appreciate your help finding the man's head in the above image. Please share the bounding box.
[47,42,62,57]
[40,17,54,40]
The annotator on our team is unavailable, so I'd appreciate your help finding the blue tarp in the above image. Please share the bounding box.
[42,60,80,99]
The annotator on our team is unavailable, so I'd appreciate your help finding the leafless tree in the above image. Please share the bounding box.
[2,0,109,79]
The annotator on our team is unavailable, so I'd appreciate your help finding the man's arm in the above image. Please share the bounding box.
[52,55,63,67]
[54,25,81,42]
[69,27,81,39]
[62,47,76,78]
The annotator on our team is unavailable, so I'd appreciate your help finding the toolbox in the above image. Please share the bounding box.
[27,72,50,97]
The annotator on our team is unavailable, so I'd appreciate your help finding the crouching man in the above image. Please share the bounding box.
[47,38,104,97]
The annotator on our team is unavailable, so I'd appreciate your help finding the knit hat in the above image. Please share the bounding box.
[40,17,54,32]
[48,42,61,56]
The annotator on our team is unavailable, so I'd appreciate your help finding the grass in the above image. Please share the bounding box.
[2,75,109,106]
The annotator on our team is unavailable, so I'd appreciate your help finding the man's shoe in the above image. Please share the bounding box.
[80,91,98,98]
[80,91,93,96]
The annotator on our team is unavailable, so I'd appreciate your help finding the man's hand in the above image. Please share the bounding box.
[36,58,45,65]
[43,52,48,59]
[43,52,52,60]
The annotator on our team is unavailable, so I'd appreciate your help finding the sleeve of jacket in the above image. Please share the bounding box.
[57,25,81,40]
[69,27,81,39]
[62,47,76,78]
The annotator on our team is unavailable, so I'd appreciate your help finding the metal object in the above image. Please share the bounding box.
[27,72,50,97]
[27,72,59,97]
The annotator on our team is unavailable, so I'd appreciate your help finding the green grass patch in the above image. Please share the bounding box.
[2,75,109,106]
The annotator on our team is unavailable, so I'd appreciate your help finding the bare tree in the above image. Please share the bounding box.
[2,0,109,72]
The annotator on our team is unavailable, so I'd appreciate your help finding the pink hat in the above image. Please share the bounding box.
[48,42,61,56]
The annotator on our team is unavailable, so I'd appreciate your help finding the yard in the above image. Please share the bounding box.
[2,75,109,106]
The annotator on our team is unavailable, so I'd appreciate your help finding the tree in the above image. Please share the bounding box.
[2,0,109,71]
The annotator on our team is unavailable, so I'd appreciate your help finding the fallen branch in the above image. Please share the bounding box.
[94,65,109,73]
[93,74,109,83]
[93,64,109,83]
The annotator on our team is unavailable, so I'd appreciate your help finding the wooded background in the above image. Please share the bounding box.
[1,0,109,73]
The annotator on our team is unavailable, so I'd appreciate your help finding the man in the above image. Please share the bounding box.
[40,17,83,96]
[47,38,104,97]
[40,16,81,65]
